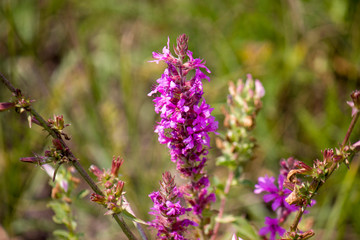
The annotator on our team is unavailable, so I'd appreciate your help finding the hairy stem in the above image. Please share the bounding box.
[113,214,138,240]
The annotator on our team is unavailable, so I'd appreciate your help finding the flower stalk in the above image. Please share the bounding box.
[212,75,265,240]
[148,34,218,239]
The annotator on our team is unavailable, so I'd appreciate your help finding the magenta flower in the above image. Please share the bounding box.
[148,35,217,174]
[255,158,316,238]
[259,217,286,240]
[149,34,218,223]
[149,172,197,240]
[254,174,296,212]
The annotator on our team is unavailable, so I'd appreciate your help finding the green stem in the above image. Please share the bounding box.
[290,207,305,232]
[72,161,103,196]
[123,197,148,240]
[113,214,138,240]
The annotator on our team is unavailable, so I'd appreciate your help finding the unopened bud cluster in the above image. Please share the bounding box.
[284,146,356,208]
[48,115,71,140]
[20,139,71,168]
[89,156,126,215]
[0,89,34,113]
[216,74,265,169]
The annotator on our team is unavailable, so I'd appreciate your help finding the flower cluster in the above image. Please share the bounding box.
[254,174,289,240]
[148,34,218,229]
[216,74,265,169]
[89,156,126,215]
[149,172,197,240]
[148,35,218,176]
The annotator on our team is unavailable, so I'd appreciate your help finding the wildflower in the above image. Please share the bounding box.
[149,34,218,219]
[254,174,296,212]
[259,217,286,240]
[149,172,197,239]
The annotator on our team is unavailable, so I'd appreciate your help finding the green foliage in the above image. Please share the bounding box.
[233,216,261,240]
[46,166,84,240]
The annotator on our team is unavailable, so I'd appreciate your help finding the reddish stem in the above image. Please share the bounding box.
[210,170,234,240]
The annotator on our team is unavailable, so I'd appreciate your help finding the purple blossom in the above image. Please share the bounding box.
[148,35,217,173]
[149,34,218,221]
[149,172,197,239]
[254,174,296,212]
[255,158,317,239]
[258,217,286,240]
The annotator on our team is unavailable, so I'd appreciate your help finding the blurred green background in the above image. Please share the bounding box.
[1,0,360,239]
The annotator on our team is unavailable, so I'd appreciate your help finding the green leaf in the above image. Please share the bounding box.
[53,230,70,240]
[216,214,236,223]
[77,189,90,199]
[233,216,261,240]
[121,210,149,225]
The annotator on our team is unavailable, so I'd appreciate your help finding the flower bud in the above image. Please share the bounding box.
[89,165,103,179]
[52,139,63,151]
[114,181,125,197]
[111,156,124,177]
[104,181,113,189]
[174,34,189,59]
[19,157,39,164]
[107,195,116,202]
[90,193,105,204]
[322,149,334,163]
[0,102,15,111]
[347,90,360,117]
[351,90,360,107]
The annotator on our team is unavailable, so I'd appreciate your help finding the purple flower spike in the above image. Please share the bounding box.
[259,217,286,240]
[149,34,218,223]
[149,172,197,239]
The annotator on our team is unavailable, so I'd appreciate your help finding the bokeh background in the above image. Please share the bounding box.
[1,0,360,239]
